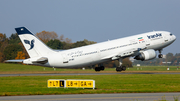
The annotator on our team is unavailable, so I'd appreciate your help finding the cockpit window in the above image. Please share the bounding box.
[170,33,173,36]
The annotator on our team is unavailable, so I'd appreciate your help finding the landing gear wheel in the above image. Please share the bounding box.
[122,66,126,71]
[158,50,163,58]
[95,67,101,72]
[100,66,105,71]
[116,67,122,72]
[95,66,105,72]
[158,54,163,58]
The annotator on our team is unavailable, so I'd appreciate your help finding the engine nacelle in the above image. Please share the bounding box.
[134,49,157,61]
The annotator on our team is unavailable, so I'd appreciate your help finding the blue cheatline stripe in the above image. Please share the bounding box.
[15,27,34,35]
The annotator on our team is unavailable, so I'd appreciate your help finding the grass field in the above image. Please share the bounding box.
[0,63,180,74]
[1,74,180,96]
[0,63,180,96]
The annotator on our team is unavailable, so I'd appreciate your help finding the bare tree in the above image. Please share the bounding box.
[36,31,58,43]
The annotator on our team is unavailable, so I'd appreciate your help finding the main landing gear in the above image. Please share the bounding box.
[95,65,105,72]
[116,58,126,72]
[158,50,163,58]
[95,58,127,72]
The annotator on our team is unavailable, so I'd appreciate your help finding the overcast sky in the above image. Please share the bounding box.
[0,0,179,54]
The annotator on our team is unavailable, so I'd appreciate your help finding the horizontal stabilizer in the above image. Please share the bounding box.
[32,57,48,64]
[22,57,48,64]
[5,59,24,63]
[5,57,48,65]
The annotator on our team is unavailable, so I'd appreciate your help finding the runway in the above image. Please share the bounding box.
[1,72,180,77]
[0,93,180,101]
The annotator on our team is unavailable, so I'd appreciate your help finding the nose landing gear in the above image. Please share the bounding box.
[158,54,163,58]
[158,50,163,58]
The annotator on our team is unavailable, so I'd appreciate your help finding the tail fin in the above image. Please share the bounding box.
[15,27,54,58]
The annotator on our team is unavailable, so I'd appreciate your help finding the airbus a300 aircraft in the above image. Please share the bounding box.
[6,27,176,72]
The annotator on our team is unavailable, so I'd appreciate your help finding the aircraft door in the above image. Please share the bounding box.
[93,48,101,61]
[97,48,101,57]
[62,54,68,63]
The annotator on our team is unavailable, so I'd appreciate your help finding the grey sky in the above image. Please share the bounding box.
[0,0,179,54]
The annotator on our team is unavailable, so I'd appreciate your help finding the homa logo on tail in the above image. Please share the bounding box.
[147,33,162,39]
[24,39,35,50]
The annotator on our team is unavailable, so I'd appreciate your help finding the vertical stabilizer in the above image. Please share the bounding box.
[15,27,54,58]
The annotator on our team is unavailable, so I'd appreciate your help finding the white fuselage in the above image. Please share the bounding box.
[45,31,176,68]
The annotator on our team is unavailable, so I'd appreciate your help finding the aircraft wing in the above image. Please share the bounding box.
[112,47,148,60]
[101,48,140,60]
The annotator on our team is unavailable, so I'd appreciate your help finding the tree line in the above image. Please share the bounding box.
[0,31,97,61]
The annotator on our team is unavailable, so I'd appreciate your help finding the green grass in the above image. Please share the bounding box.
[0,63,180,74]
[0,74,180,96]
[0,63,95,74]
[126,66,180,71]
[1,63,180,96]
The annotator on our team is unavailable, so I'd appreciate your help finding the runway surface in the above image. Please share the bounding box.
[1,72,180,77]
[0,93,180,101]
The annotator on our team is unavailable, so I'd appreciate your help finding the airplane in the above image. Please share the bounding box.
[5,27,176,72]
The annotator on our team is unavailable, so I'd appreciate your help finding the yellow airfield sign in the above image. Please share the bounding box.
[47,79,65,88]
[66,80,94,88]
[47,79,95,89]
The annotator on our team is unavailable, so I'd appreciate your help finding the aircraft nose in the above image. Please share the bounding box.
[173,35,176,40]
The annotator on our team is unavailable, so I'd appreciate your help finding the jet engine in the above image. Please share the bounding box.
[134,49,157,61]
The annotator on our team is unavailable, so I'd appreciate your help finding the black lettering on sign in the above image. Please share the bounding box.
[84,82,87,86]
[56,81,58,86]
[50,81,52,86]
[71,81,73,86]
[81,81,83,86]
[67,81,70,86]
[53,81,55,86]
